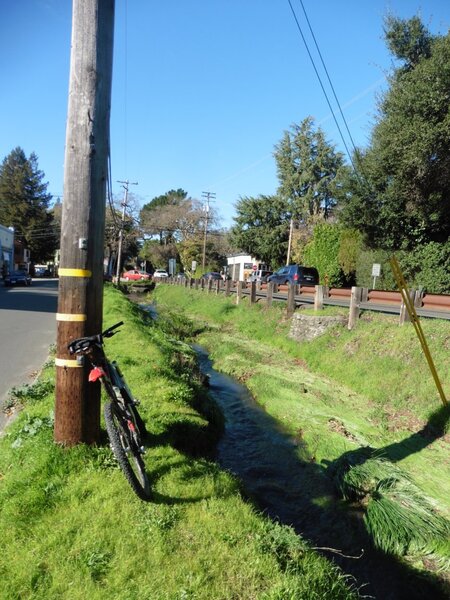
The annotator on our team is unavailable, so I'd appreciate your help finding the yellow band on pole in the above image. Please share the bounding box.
[55,358,83,368]
[56,313,87,322]
[59,268,92,277]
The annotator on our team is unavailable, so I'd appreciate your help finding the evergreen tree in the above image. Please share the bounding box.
[230,194,290,268]
[0,147,57,262]
[274,117,346,222]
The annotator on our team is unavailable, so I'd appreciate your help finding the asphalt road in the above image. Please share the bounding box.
[0,278,58,430]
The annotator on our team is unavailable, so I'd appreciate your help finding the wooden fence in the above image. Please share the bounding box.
[163,277,450,328]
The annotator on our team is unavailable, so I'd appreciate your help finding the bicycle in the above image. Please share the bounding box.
[68,321,151,500]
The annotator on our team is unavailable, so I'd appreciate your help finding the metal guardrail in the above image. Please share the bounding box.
[164,278,450,321]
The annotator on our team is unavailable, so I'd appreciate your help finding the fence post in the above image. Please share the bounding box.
[266,281,274,307]
[207,279,213,293]
[225,279,231,297]
[314,285,325,311]
[189,278,194,288]
[250,281,257,304]
[194,278,199,290]
[414,289,423,308]
[215,279,221,294]
[286,283,295,317]
[399,289,416,325]
[236,280,243,304]
[348,286,363,330]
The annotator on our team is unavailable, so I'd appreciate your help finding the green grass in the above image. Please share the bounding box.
[150,284,450,580]
[0,286,357,600]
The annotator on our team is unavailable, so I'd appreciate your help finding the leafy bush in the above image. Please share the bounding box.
[397,241,450,294]
[303,223,345,286]
[355,248,396,290]
[355,241,450,293]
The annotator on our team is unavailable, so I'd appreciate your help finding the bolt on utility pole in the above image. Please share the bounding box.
[201,191,215,270]
[55,0,115,445]
[115,180,138,283]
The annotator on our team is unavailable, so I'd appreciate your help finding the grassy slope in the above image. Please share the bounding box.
[0,286,357,600]
[151,285,450,519]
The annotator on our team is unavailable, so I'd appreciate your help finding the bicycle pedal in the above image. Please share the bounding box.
[139,446,146,455]
[132,399,141,406]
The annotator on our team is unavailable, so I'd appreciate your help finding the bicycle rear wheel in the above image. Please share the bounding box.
[104,400,151,501]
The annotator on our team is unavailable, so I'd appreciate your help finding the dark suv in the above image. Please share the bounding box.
[267,265,319,286]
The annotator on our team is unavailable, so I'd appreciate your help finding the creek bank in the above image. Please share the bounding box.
[138,299,449,599]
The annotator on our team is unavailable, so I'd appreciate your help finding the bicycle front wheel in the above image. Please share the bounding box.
[104,400,151,501]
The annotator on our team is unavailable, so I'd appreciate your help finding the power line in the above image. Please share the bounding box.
[286,0,354,166]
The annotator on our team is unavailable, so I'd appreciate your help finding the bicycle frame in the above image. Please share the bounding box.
[68,322,150,499]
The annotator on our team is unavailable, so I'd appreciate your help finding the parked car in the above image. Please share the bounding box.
[153,269,169,279]
[34,265,48,277]
[267,265,319,286]
[4,270,32,286]
[122,269,151,281]
[247,270,273,283]
[200,272,223,281]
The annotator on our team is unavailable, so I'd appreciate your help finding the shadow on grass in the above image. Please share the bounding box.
[380,404,450,463]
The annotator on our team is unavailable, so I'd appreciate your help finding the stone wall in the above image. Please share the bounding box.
[289,314,346,342]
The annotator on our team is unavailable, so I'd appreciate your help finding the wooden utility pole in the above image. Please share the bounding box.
[201,191,215,270]
[115,179,138,283]
[286,217,294,264]
[55,0,115,445]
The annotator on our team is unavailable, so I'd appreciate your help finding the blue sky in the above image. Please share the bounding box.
[1,1,449,227]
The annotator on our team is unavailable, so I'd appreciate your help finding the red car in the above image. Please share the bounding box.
[122,269,151,281]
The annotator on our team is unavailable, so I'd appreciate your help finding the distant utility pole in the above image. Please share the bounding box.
[54,0,115,445]
[286,218,294,265]
[201,191,216,270]
[115,180,138,282]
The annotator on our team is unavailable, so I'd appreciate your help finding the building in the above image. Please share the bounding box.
[0,224,14,275]
[225,253,268,282]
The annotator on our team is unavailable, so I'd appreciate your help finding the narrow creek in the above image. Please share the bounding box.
[193,344,446,600]
[137,300,446,599]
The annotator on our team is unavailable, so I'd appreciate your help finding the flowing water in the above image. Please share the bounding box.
[193,345,447,600]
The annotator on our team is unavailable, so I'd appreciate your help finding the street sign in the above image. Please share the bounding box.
[372,263,381,289]
[168,258,176,275]
[191,260,197,272]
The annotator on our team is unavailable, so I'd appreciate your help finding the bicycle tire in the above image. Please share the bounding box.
[104,400,151,501]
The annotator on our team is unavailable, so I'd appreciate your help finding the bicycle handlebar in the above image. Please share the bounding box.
[102,321,124,338]
[68,321,124,355]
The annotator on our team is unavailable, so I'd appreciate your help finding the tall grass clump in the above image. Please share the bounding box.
[330,448,450,567]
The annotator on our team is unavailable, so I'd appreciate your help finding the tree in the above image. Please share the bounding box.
[0,147,57,262]
[340,16,450,250]
[230,194,290,268]
[384,14,433,71]
[140,189,216,245]
[274,117,346,222]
